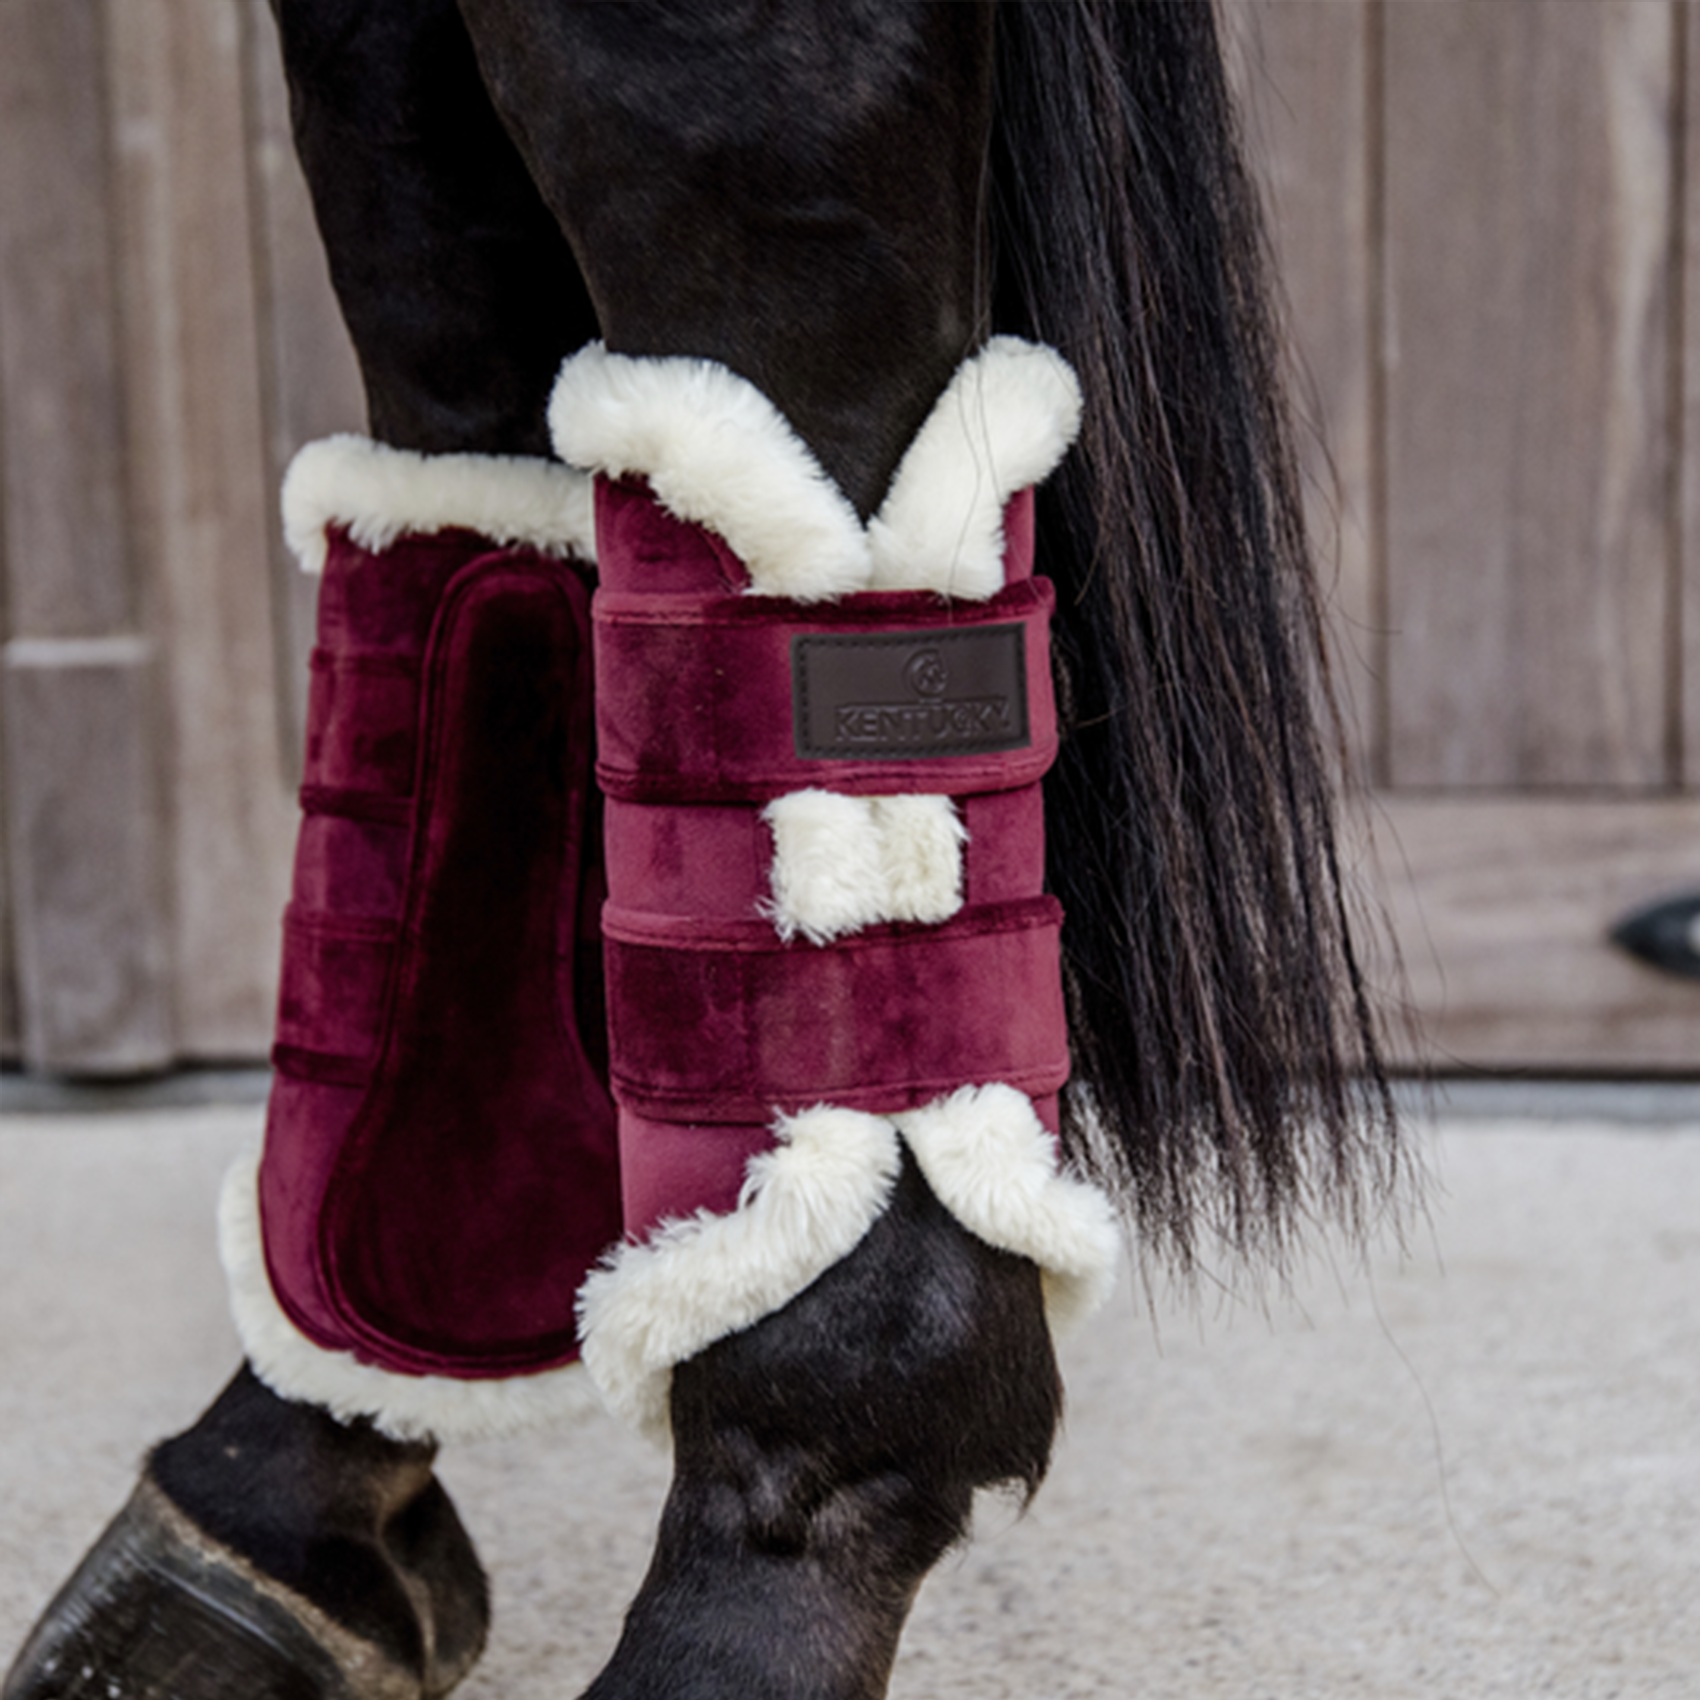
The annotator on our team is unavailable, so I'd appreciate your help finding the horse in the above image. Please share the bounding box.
[4,4,1404,1698]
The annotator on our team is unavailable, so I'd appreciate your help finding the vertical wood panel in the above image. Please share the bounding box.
[0,720,15,1058]
[3,647,173,1070]
[104,0,293,1056]
[241,0,364,774]
[1684,0,1699,787]
[0,0,131,638]
[1226,0,1379,780]
[1384,0,1677,790]
[0,0,173,1071]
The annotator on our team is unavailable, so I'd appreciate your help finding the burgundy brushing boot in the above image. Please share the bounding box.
[4,438,620,1700]
[228,436,620,1418]
[549,340,1122,1698]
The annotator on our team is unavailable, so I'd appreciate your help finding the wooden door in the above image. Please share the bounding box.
[0,0,360,1073]
[2,1,1694,1075]
[1231,0,1699,1071]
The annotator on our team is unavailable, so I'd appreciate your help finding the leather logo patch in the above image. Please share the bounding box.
[792,624,1030,760]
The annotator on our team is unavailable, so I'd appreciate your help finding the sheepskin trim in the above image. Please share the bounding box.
[281,435,596,575]
[762,790,965,944]
[868,338,1081,599]
[218,1150,601,1443]
[548,347,869,601]
[577,1107,903,1442]
[577,1086,1118,1444]
[548,337,1080,602]
[894,1084,1120,1336]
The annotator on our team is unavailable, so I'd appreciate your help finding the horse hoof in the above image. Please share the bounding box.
[3,1479,425,1700]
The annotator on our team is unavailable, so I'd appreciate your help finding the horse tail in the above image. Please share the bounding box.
[990,0,1403,1274]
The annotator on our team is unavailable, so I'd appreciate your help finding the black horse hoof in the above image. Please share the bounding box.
[3,1478,422,1700]
[6,1368,487,1700]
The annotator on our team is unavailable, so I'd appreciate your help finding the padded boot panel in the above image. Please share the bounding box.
[261,540,620,1379]
[321,556,620,1371]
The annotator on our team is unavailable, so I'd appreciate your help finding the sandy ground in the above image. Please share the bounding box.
[1,1098,1696,1698]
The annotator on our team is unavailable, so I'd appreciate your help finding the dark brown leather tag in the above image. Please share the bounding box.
[792,624,1029,760]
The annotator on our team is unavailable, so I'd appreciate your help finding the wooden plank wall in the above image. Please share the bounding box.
[1383,0,1675,791]
[1234,0,1697,1071]
[0,0,358,1073]
[1686,0,1699,789]
[240,0,365,758]
[2,1,1695,1076]
[0,0,173,1072]
[104,0,299,1058]
[1372,0,1695,1070]
[1224,0,1379,779]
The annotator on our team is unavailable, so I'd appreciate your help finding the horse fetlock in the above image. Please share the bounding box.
[675,1153,1063,1500]
[581,1486,954,1700]
[689,1433,974,1583]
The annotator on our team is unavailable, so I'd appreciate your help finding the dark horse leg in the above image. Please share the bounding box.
[585,1156,1062,1700]
[12,0,1405,1691]
[456,0,995,514]
[450,5,1070,1695]
[10,3,1393,1698]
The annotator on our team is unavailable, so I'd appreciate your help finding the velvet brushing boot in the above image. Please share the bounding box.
[552,340,1121,1699]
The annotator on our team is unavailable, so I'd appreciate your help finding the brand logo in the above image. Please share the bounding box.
[793,625,1030,761]
[904,647,950,699]
[832,695,1013,744]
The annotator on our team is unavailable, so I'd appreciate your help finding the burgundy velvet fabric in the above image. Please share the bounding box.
[592,578,1057,803]
[594,479,1068,1241]
[259,526,621,1379]
[602,898,1067,1122]
[600,784,1046,924]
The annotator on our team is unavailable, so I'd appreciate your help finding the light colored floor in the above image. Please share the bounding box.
[1,1100,1695,1698]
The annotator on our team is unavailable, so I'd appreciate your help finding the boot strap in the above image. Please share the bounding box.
[593,576,1058,803]
[602,895,1067,1123]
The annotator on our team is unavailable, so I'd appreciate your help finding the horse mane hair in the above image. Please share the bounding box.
[990,0,1405,1276]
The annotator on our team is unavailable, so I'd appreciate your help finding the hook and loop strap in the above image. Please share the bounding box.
[593,576,1058,804]
[601,896,1069,1124]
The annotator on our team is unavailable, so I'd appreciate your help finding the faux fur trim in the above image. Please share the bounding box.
[576,1088,1118,1443]
[762,791,965,944]
[218,1150,601,1443]
[281,435,596,576]
[868,339,1082,598]
[548,337,1080,602]
[577,1107,903,1442]
[894,1084,1121,1335]
[548,349,868,600]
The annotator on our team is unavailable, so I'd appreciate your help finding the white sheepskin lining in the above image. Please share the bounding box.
[282,435,597,576]
[218,1149,601,1444]
[894,1084,1120,1336]
[577,1107,902,1442]
[549,336,1080,603]
[761,791,965,944]
[577,1087,1118,1443]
